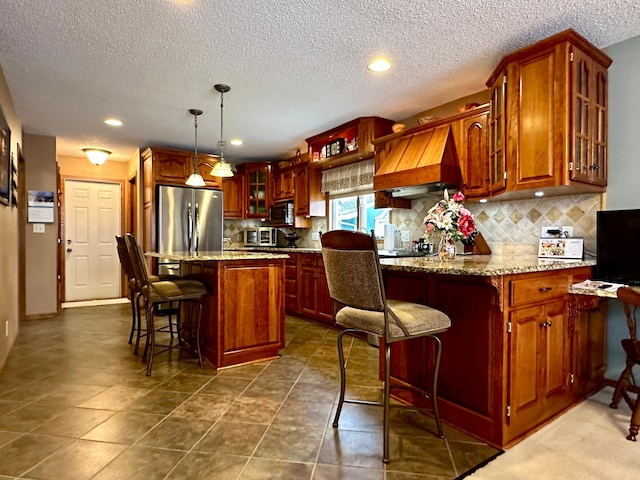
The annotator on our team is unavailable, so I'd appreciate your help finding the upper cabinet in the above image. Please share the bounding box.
[486,29,612,197]
[306,116,395,169]
[452,106,490,198]
[244,163,271,219]
[142,147,222,189]
[222,169,244,219]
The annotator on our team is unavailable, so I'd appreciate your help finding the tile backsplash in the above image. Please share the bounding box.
[224,193,602,255]
[391,193,603,255]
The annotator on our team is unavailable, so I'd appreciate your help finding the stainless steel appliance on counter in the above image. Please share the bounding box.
[244,227,277,247]
[157,185,223,275]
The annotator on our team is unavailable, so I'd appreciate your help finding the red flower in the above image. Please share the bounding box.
[458,214,476,238]
[453,191,465,202]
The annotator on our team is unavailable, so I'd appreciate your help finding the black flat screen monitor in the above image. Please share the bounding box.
[596,209,640,285]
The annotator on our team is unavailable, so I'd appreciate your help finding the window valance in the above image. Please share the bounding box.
[321,159,374,193]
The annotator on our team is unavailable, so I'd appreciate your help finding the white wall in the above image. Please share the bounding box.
[603,35,640,378]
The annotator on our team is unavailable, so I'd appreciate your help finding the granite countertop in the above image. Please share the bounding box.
[234,248,596,276]
[379,254,595,276]
[147,251,290,261]
[231,247,321,254]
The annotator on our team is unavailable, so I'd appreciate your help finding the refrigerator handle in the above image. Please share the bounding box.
[194,202,200,253]
[187,202,193,253]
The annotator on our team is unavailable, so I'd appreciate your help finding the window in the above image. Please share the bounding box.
[329,192,389,237]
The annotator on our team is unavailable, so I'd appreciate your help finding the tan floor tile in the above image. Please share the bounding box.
[92,445,185,480]
[137,416,213,450]
[222,396,282,424]
[194,421,268,455]
[79,386,150,411]
[81,411,163,444]
[317,429,385,469]
[0,434,73,477]
[239,457,314,480]
[0,403,69,433]
[33,407,116,437]
[166,451,248,480]
[312,464,384,480]
[255,424,324,462]
[170,393,235,420]
[24,439,126,480]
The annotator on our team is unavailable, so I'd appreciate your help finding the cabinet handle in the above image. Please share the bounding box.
[538,287,552,292]
[590,164,599,170]
[540,321,553,328]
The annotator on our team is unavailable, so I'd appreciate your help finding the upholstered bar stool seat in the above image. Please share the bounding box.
[116,235,175,354]
[124,233,208,376]
[321,230,451,463]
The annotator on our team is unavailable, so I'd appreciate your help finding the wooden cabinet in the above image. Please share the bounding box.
[222,166,244,219]
[486,29,612,196]
[506,274,573,441]
[381,265,605,448]
[453,106,490,198]
[284,252,298,313]
[306,116,395,169]
[298,253,334,325]
[244,163,271,219]
[141,147,223,256]
[273,165,295,203]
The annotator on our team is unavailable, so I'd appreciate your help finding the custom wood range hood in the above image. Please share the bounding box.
[373,124,462,198]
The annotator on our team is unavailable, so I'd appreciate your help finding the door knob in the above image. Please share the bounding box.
[66,248,72,253]
[66,239,72,244]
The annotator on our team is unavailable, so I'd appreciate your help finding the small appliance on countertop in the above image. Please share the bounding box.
[284,232,301,248]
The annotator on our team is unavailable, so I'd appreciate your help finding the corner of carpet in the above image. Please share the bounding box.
[454,450,505,480]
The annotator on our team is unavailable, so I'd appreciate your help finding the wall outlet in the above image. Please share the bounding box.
[401,230,410,242]
[311,231,320,241]
[561,226,574,237]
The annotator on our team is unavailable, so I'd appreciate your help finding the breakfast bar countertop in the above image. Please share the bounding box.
[233,248,596,277]
[146,250,290,261]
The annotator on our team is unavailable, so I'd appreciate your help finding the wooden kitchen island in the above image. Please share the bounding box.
[148,251,288,369]
[378,254,606,449]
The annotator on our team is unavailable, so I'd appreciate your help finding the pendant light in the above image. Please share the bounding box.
[185,108,207,187]
[82,148,111,165]
[210,83,234,178]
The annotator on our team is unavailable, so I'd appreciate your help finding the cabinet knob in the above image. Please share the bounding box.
[538,287,552,292]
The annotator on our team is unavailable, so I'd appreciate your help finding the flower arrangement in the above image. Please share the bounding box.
[423,190,478,243]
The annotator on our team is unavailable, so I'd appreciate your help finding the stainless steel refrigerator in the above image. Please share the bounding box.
[156,185,223,274]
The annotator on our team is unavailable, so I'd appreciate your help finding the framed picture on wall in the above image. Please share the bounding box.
[0,108,10,206]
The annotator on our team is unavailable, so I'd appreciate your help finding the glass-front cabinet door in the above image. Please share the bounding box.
[245,164,270,218]
[489,74,507,193]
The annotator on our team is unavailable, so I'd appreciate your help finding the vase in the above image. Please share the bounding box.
[438,235,457,262]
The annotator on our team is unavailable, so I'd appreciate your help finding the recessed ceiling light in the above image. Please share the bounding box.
[534,191,545,197]
[104,118,123,127]
[367,58,391,72]
[230,138,243,146]
[479,199,488,203]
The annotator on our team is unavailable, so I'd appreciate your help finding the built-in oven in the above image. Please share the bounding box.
[244,227,277,247]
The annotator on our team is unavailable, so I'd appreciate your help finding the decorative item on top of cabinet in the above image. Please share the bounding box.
[306,116,395,170]
[486,29,612,198]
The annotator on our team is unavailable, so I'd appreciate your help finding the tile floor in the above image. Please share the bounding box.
[0,304,500,479]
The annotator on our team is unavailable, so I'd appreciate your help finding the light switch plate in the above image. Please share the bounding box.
[33,223,45,233]
[401,230,410,242]
[311,232,320,241]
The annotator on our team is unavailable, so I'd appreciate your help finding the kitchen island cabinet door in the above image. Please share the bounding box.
[506,299,572,443]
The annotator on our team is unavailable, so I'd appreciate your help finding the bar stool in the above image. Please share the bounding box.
[115,235,176,354]
[321,230,451,463]
[609,286,640,441]
[124,233,208,376]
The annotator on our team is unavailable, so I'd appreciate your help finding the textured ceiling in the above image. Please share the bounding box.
[1,0,640,163]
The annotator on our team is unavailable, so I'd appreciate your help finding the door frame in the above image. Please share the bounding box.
[58,175,125,305]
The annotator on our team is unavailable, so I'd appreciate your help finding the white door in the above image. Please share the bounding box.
[64,179,121,301]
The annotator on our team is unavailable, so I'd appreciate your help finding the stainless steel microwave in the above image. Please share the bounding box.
[244,227,277,247]
[270,202,294,225]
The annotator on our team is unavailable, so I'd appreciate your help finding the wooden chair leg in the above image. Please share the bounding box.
[627,394,640,441]
[610,362,634,409]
